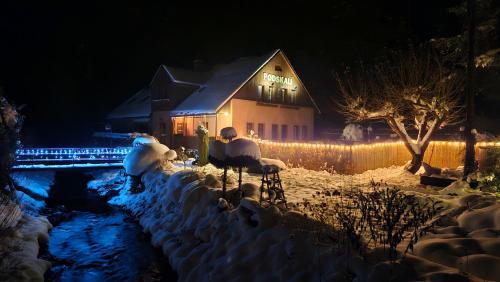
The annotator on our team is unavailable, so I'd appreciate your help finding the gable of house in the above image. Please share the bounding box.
[170,49,319,116]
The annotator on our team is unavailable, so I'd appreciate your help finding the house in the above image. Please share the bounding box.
[107,49,320,147]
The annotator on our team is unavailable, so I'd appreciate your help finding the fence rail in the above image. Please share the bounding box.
[256,140,500,174]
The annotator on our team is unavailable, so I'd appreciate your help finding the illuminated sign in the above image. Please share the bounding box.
[263,72,293,86]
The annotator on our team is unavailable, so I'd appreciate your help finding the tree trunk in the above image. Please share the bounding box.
[406,153,424,174]
[463,0,477,179]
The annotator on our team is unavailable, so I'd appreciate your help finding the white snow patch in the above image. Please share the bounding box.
[0,215,52,282]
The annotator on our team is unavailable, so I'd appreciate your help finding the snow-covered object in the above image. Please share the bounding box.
[260,158,287,172]
[225,138,261,161]
[208,140,227,168]
[123,143,169,176]
[165,149,177,161]
[132,134,159,147]
[341,123,364,141]
[220,127,237,140]
[0,215,52,281]
[208,140,226,161]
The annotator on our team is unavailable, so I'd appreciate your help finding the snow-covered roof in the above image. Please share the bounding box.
[170,50,280,116]
[161,65,211,86]
[107,88,151,119]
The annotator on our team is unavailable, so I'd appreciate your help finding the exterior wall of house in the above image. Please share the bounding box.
[151,111,171,145]
[230,98,314,141]
[215,102,233,136]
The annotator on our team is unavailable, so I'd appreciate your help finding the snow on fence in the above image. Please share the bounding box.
[256,140,500,174]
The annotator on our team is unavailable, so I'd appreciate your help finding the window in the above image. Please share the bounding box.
[275,65,282,71]
[272,124,279,140]
[279,88,287,103]
[160,122,167,136]
[291,89,297,104]
[302,126,308,140]
[176,122,184,134]
[258,123,265,139]
[281,125,288,140]
[257,85,264,100]
[268,86,273,102]
[246,122,254,135]
[293,125,300,140]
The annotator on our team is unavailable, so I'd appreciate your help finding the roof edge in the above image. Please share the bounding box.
[214,49,281,113]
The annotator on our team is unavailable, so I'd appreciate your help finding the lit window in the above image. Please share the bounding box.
[258,123,265,139]
[246,122,254,135]
[279,88,287,103]
[272,124,279,140]
[268,86,273,102]
[293,125,300,140]
[257,85,264,100]
[281,125,288,140]
[176,122,184,134]
[302,126,308,140]
[291,90,297,104]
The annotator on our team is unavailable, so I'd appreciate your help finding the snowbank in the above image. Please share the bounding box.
[112,165,356,281]
[87,161,499,281]
[411,198,500,281]
[0,215,52,282]
[103,163,482,281]
[12,171,54,215]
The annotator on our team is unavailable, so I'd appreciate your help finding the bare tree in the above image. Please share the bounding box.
[337,51,463,173]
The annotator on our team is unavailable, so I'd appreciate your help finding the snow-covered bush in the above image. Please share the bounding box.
[124,142,176,176]
[295,182,442,260]
[196,124,209,166]
[341,123,364,141]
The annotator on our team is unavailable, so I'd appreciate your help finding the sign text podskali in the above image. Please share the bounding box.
[263,72,293,86]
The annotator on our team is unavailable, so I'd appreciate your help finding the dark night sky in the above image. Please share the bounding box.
[0,0,462,145]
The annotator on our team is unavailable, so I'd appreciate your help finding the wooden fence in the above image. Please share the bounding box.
[257,140,500,174]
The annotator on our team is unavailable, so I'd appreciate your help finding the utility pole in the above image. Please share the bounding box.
[463,0,477,179]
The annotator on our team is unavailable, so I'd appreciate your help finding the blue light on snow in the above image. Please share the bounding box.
[15,147,132,163]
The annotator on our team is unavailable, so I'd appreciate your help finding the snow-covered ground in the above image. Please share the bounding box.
[0,214,52,282]
[90,159,499,281]
[0,172,54,281]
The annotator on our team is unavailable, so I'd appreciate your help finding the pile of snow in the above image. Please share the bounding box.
[109,163,493,281]
[0,215,52,281]
[132,134,159,146]
[410,196,500,281]
[12,171,54,215]
[225,138,261,160]
[112,166,351,281]
[124,142,177,176]
[260,158,287,172]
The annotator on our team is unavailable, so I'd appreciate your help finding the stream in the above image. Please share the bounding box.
[39,170,177,282]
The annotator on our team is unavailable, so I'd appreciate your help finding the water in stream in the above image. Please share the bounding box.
[41,170,177,282]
